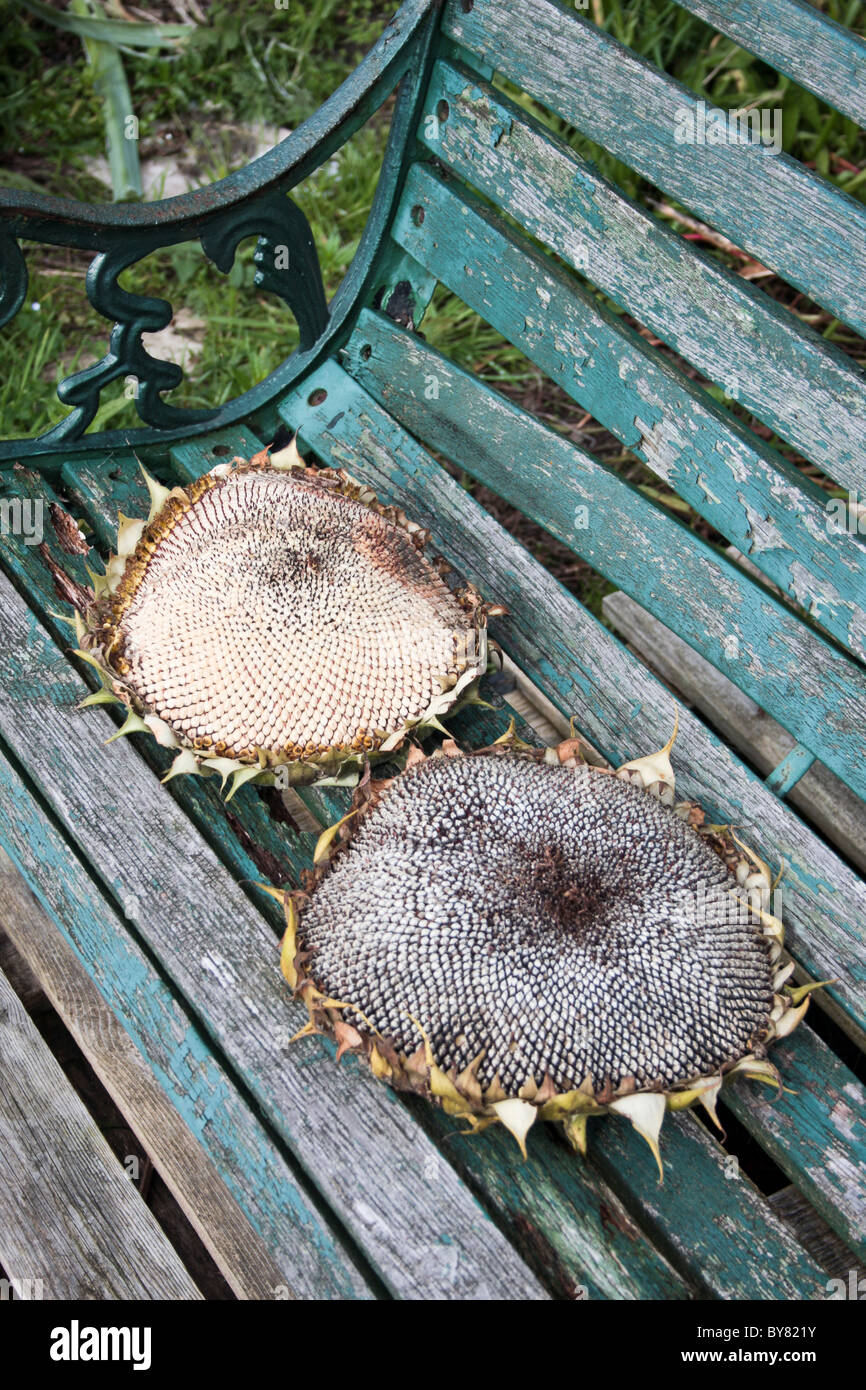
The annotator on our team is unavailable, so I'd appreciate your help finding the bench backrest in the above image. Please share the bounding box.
[391,0,866,795]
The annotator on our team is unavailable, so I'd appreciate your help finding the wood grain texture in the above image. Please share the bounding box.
[0,570,549,1301]
[442,0,866,336]
[418,58,866,491]
[722,1025,866,1263]
[0,835,373,1301]
[416,1082,828,1299]
[770,1186,864,1284]
[280,364,866,1038]
[602,590,866,878]
[392,163,866,661]
[0,966,202,1300]
[0,593,698,1307]
[343,311,866,802]
[675,0,866,129]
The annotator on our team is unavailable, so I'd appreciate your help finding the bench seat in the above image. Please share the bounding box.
[0,0,864,1298]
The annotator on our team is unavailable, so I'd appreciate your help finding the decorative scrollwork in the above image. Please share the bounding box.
[0,232,28,330]
[0,0,436,455]
[201,189,329,350]
[38,244,218,444]
[36,190,328,444]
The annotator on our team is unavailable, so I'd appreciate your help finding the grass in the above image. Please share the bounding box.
[2,0,866,612]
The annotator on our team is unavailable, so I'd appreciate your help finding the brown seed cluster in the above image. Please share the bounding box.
[300,754,774,1095]
[106,468,478,760]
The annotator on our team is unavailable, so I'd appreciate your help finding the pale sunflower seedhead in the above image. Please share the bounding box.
[72,448,493,794]
[281,733,814,1177]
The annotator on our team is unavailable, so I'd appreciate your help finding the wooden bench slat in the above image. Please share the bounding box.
[433,1083,829,1299]
[765,744,817,797]
[344,310,866,805]
[442,0,866,337]
[418,59,866,492]
[0,765,691,1307]
[280,363,866,1039]
[674,0,866,130]
[722,1022,866,1263]
[279,365,865,1274]
[0,570,554,1301]
[0,965,202,1300]
[391,167,866,664]
[0,805,375,1301]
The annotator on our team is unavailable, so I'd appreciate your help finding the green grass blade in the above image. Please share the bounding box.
[71,0,142,202]
[20,0,193,48]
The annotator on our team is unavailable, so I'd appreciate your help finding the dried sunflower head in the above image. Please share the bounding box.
[281,729,814,1176]
[72,445,492,793]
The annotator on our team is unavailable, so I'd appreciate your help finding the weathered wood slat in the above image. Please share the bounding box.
[391,164,866,661]
[342,311,866,804]
[381,1099,694,1300]
[722,1026,866,1263]
[602,590,866,879]
[0,965,202,1300]
[12,451,668,1300]
[770,1186,863,1284]
[0,578,712,1302]
[674,0,866,129]
[0,831,374,1301]
[765,745,816,797]
[442,0,866,337]
[279,363,866,1038]
[421,1091,829,1299]
[418,59,866,491]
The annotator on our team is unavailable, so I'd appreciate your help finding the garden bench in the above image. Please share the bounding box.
[0,0,864,1299]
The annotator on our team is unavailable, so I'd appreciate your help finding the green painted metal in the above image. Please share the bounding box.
[674,0,866,129]
[0,0,441,459]
[443,0,866,336]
